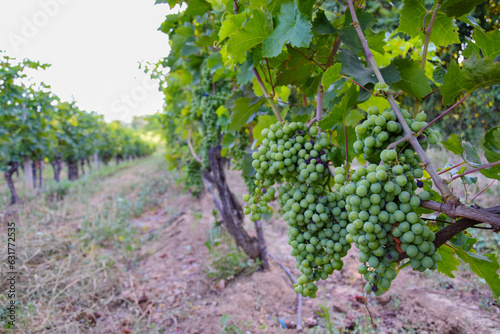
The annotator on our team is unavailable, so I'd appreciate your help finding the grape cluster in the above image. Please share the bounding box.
[184,159,204,197]
[243,122,350,297]
[196,67,232,169]
[242,107,441,298]
[353,106,440,163]
[334,148,439,294]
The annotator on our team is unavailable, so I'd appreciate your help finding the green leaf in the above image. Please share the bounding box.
[366,29,387,55]
[312,10,337,35]
[398,0,459,46]
[228,97,264,131]
[345,109,365,128]
[241,153,256,177]
[338,48,401,87]
[455,249,500,303]
[253,114,278,144]
[430,12,460,46]
[219,13,247,42]
[275,47,315,88]
[262,3,313,58]
[462,142,482,166]
[441,133,464,155]
[397,0,427,40]
[227,10,273,64]
[322,63,342,89]
[295,0,316,19]
[340,8,377,55]
[441,56,500,105]
[437,246,460,278]
[391,59,432,98]
[480,126,500,164]
[440,0,485,18]
[473,29,500,60]
[336,124,358,164]
[184,0,211,17]
[319,84,359,130]
[440,61,467,105]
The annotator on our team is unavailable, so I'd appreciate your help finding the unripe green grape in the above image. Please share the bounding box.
[418,191,431,201]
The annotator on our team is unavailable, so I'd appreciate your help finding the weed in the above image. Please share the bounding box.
[205,223,260,283]
[221,314,245,334]
[315,304,335,334]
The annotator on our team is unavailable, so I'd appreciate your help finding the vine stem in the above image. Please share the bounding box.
[253,68,283,123]
[344,123,350,179]
[448,161,500,183]
[346,0,452,199]
[414,3,440,116]
[316,85,324,121]
[187,125,202,163]
[468,180,497,205]
[421,3,440,71]
[417,93,469,136]
[421,200,500,229]
[438,161,466,175]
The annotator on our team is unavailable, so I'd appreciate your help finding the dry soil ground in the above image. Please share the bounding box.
[1,154,499,333]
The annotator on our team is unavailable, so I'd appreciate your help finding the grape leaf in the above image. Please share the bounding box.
[397,0,427,40]
[440,0,484,18]
[398,0,459,46]
[366,29,387,55]
[228,97,264,131]
[462,142,482,166]
[455,249,500,303]
[336,124,358,164]
[338,48,401,87]
[441,55,500,105]
[219,13,247,42]
[319,84,359,130]
[345,109,364,128]
[473,29,500,60]
[340,8,377,55]
[479,126,500,180]
[437,246,460,278]
[275,47,315,88]
[481,126,500,163]
[296,0,316,19]
[441,133,464,155]
[322,63,342,89]
[252,114,278,144]
[227,10,273,64]
[391,59,432,98]
[430,12,460,46]
[241,153,256,177]
[184,0,211,17]
[262,3,313,58]
[312,10,337,35]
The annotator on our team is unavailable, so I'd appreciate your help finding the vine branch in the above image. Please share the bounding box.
[468,179,496,205]
[417,93,469,136]
[187,125,202,164]
[421,200,500,230]
[448,161,500,183]
[346,0,453,199]
[253,68,283,123]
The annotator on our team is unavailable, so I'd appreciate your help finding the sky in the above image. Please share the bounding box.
[0,0,176,123]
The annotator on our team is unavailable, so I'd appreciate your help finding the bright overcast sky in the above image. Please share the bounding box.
[0,0,175,123]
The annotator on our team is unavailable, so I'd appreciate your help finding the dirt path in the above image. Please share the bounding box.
[5,154,498,333]
[95,166,500,334]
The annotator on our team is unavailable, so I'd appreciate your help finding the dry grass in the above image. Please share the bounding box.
[0,152,178,333]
